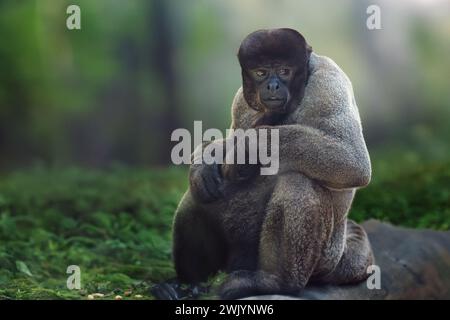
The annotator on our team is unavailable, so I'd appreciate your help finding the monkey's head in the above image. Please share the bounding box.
[238,28,312,119]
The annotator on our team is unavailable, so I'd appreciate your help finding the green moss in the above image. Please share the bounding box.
[0,160,448,299]
[352,160,450,230]
[0,166,187,299]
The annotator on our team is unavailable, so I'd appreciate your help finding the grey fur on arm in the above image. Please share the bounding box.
[258,123,371,189]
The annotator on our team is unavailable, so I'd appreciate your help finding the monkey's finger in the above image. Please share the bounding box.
[200,174,218,200]
[213,163,223,182]
[212,164,224,197]
[221,164,238,182]
[208,173,223,199]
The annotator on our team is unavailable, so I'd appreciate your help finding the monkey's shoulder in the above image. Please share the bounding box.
[298,53,360,120]
[308,53,351,84]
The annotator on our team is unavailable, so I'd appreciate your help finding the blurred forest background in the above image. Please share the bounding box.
[0,0,449,299]
[1,0,450,168]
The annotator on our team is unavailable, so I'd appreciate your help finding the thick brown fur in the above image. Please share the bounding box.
[172,28,374,299]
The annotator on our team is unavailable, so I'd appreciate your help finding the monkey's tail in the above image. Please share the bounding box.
[219,270,298,299]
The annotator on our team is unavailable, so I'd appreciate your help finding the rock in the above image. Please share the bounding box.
[243,220,450,300]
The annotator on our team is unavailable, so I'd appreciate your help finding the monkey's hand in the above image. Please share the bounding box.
[221,140,260,182]
[189,163,224,203]
[221,163,259,182]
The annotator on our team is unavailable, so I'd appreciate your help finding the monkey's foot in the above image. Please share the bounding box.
[150,280,208,300]
[219,270,292,300]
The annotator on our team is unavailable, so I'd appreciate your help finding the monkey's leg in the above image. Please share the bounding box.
[220,172,333,299]
[226,241,259,272]
[219,175,277,273]
[261,172,333,289]
[319,219,374,284]
[173,191,228,284]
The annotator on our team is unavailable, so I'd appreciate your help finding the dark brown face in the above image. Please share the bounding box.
[249,63,295,112]
[238,28,312,115]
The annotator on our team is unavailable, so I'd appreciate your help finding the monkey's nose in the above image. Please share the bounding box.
[267,79,280,92]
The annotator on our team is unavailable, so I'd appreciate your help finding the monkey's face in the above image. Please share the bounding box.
[238,28,312,115]
[249,63,295,113]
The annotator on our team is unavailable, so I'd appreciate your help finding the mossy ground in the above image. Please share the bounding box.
[0,158,449,299]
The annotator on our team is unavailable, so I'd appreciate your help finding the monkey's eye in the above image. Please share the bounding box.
[278,68,291,76]
[254,69,267,78]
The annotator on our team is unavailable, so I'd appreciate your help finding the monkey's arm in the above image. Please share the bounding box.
[262,121,371,189]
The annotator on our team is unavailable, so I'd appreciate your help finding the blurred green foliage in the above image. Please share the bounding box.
[352,157,450,230]
[1,0,450,169]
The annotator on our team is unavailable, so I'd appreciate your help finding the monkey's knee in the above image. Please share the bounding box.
[271,172,329,208]
[268,172,332,234]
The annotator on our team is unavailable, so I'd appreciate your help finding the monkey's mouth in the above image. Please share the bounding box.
[262,98,287,110]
